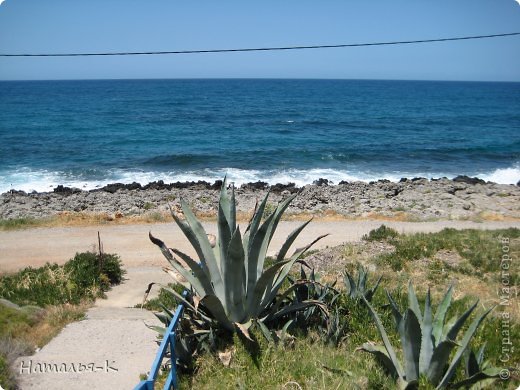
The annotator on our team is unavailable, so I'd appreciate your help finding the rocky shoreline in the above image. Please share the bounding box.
[1,176,519,221]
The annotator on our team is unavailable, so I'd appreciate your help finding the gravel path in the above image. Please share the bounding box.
[5,220,520,389]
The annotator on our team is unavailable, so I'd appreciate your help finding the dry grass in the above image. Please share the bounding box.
[2,208,519,231]
[28,303,89,347]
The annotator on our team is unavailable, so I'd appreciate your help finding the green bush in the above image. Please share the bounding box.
[377,228,520,273]
[363,225,399,242]
[0,252,125,306]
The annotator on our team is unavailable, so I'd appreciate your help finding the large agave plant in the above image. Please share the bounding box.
[359,283,494,389]
[149,178,327,337]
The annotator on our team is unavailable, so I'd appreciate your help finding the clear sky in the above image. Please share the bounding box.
[0,0,519,81]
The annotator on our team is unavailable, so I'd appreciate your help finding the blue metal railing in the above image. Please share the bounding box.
[135,290,188,390]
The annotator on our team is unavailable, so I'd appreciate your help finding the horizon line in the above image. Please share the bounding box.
[1,77,519,83]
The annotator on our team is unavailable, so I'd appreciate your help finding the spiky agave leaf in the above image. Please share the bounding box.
[432,285,453,346]
[361,296,406,382]
[419,289,434,375]
[362,284,495,390]
[436,306,494,388]
[150,178,324,338]
[343,264,382,302]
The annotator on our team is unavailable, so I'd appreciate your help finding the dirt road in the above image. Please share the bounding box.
[2,220,519,273]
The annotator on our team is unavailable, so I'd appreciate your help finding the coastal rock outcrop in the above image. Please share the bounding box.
[1,178,519,221]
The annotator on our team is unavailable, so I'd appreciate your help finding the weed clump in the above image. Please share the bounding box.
[0,251,125,306]
[362,225,399,242]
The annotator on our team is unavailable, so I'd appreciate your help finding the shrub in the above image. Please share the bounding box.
[0,251,124,306]
[363,225,399,242]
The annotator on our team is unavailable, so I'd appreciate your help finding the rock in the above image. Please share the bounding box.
[99,183,128,194]
[313,178,329,186]
[453,175,486,185]
[53,185,80,194]
[270,182,298,193]
[241,181,269,190]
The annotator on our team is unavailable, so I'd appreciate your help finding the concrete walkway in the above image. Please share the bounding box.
[15,267,171,390]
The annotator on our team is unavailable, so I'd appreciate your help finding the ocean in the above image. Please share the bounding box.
[0,79,519,193]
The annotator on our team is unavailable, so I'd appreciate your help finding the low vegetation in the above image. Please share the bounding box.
[369,225,520,275]
[0,251,124,306]
[0,251,125,389]
[141,181,520,389]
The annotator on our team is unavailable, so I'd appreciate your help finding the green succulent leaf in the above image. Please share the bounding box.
[199,294,234,331]
[445,300,479,342]
[402,309,421,382]
[420,289,434,375]
[450,367,501,389]
[437,306,494,388]
[426,339,459,385]
[366,275,382,301]
[386,290,403,330]
[256,319,274,343]
[407,281,422,322]
[358,342,400,378]
[169,247,214,294]
[362,296,405,380]
[246,211,276,306]
[224,227,246,323]
[344,270,357,298]
[465,348,480,378]
[180,199,225,297]
[475,343,486,365]
[432,285,453,346]
[276,218,313,262]
[251,260,290,316]
[149,232,210,297]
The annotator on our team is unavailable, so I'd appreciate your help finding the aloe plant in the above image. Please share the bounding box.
[343,264,382,302]
[149,178,327,337]
[359,283,494,389]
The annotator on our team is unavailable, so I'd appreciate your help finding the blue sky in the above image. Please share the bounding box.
[0,1,519,81]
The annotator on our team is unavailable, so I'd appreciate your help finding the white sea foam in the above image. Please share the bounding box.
[478,165,520,185]
[2,165,519,194]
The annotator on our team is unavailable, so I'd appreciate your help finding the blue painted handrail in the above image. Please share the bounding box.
[135,290,189,390]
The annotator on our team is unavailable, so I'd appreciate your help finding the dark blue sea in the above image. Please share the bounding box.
[0,79,519,193]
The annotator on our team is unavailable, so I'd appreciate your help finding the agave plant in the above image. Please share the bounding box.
[149,178,327,337]
[359,283,494,389]
[459,343,501,390]
[287,266,338,323]
[343,264,382,302]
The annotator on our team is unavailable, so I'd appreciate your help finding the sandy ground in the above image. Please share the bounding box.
[2,220,520,273]
[4,220,520,389]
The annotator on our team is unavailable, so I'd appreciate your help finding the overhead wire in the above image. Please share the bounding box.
[0,32,519,57]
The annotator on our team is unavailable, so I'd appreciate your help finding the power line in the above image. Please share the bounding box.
[1,32,519,57]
